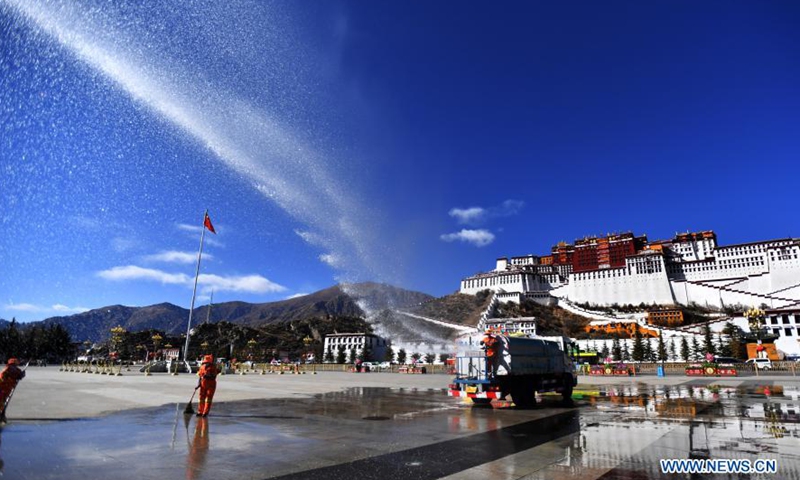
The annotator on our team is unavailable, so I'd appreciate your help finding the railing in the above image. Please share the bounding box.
[577,361,799,376]
[226,362,453,375]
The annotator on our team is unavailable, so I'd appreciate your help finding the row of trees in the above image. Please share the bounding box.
[321,346,450,365]
[589,323,747,363]
[0,320,74,362]
[2,315,380,364]
[81,316,376,363]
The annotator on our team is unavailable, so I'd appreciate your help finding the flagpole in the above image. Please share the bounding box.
[205,290,214,324]
[183,210,208,363]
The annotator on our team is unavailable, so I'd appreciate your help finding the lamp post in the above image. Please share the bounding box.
[303,335,316,374]
[152,334,163,361]
[247,339,257,358]
[110,326,126,376]
[745,307,766,360]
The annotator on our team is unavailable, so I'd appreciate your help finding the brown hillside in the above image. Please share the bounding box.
[409,290,494,326]
[495,299,591,337]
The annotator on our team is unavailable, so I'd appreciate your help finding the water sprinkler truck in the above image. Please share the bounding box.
[448,332,577,408]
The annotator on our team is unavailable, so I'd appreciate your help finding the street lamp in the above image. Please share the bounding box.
[303,335,317,374]
[110,326,127,376]
[745,307,766,359]
[152,334,163,361]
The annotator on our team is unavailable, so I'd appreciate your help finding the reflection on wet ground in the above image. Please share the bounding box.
[1,383,800,479]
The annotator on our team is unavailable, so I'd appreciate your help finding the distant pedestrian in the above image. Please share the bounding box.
[196,355,219,417]
[0,359,25,410]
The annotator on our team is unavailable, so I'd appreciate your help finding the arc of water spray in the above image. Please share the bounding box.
[5,0,383,283]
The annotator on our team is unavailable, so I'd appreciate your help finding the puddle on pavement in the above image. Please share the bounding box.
[0,387,527,480]
[2,385,799,479]
[552,383,800,479]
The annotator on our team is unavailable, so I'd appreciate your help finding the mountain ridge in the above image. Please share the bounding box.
[29,283,434,342]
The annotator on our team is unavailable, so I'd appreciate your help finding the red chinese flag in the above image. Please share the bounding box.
[204,212,216,234]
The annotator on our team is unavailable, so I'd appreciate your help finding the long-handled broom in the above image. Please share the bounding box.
[184,385,200,415]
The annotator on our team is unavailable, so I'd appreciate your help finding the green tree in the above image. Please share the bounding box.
[600,343,610,360]
[723,324,745,359]
[324,346,334,363]
[703,324,716,356]
[657,334,667,362]
[426,352,435,364]
[611,337,621,361]
[349,347,358,364]
[438,353,450,364]
[621,341,630,361]
[643,338,654,362]
[397,348,407,364]
[632,329,644,361]
[717,333,730,357]
[410,352,421,364]
[336,346,346,364]
[384,345,395,363]
[680,337,690,361]
[668,338,676,361]
[359,343,372,362]
[691,337,702,361]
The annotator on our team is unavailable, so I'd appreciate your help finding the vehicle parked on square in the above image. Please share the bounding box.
[746,358,772,370]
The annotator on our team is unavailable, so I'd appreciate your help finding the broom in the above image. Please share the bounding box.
[184,384,200,415]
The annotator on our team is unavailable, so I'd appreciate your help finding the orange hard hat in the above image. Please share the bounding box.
[203,355,214,364]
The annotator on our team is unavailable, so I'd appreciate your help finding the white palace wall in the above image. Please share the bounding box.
[461,239,800,309]
[568,255,675,306]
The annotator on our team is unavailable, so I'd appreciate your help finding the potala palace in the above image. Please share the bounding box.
[460,231,800,310]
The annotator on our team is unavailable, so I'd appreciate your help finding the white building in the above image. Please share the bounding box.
[481,317,537,337]
[460,232,800,310]
[322,333,390,363]
[756,309,800,357]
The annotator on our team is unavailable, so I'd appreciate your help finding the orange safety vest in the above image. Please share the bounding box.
[482,335,498,357]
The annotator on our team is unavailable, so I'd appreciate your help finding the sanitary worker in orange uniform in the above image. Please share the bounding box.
[480,331,499,378]
[196,355,219,417]
[0,359,25,415]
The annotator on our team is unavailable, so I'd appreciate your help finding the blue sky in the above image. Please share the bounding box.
[1,1,799,322]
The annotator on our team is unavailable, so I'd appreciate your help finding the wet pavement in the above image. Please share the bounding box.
[2,378,800,479]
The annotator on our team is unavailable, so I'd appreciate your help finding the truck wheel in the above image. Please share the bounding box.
[511,383,536,409]
[471,398,492,406]
[561,375,574,406]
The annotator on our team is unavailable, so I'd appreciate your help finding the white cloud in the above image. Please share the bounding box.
[97,265,190,285]
[97,265,285,294]
[5,303,42,312]
[448,199,524,225]
[285,292,309,300]
[144,250,212,264]
[5,303,89,314]
[198,273,286,294]
[448,207,486,225]
[440,229,495,247]
[52,304,90,313]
